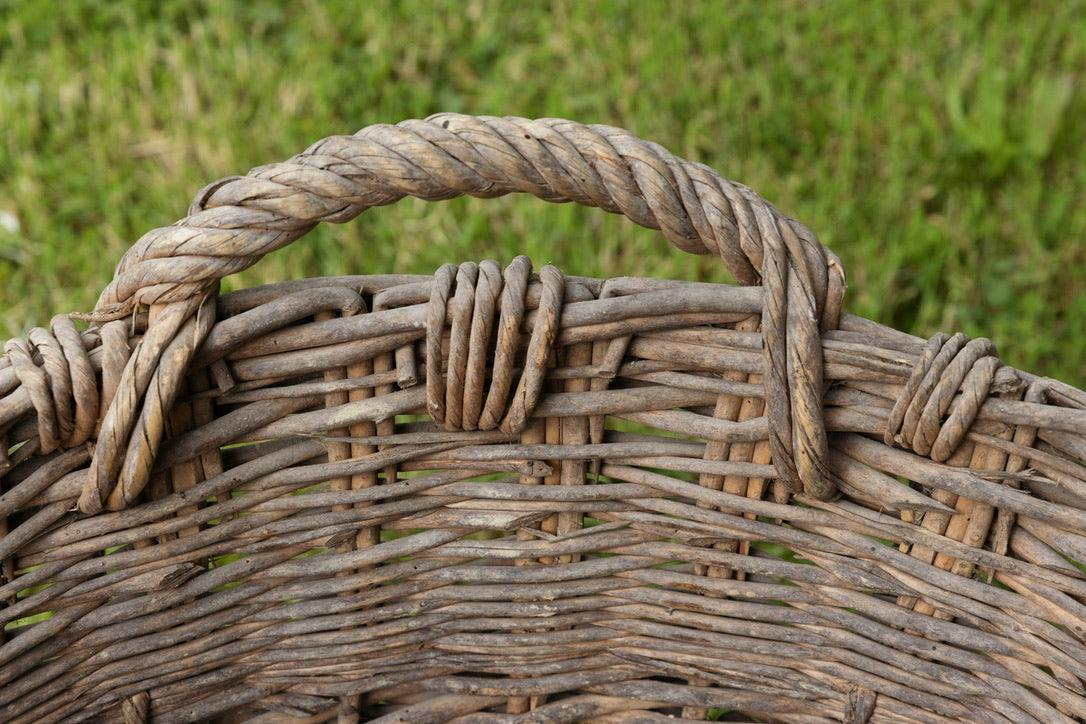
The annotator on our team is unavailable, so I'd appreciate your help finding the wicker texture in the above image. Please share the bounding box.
[1,114,1086,723]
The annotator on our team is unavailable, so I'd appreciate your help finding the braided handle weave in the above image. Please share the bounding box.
[82,114,846,512]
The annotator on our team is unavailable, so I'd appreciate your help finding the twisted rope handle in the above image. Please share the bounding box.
[81,114,845,511]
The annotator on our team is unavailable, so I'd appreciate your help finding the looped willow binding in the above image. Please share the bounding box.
[5,114,1086,723]
[886,332,1007,461]
[426,257,565,435]
[2,317,97,454]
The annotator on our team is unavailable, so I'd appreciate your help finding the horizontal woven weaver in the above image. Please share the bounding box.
[2,114,1086,723]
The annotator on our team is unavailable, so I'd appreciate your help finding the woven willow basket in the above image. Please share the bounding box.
[3,114,1086,724]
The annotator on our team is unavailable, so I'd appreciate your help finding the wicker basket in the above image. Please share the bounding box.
[3,114,1086,723]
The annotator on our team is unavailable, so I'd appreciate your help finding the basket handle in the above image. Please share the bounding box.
[80,114,845,511]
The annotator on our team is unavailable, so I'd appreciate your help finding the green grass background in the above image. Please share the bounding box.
[1,0,1084,386]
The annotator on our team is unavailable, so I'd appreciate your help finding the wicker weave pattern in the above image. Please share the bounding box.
[1,115,1086,723]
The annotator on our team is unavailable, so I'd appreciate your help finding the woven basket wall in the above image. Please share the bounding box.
[3,114,1086,724]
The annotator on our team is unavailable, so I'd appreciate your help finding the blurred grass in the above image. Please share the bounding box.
[1,0,1084,386]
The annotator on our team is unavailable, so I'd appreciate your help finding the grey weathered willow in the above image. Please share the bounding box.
[1,114,1085,723]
